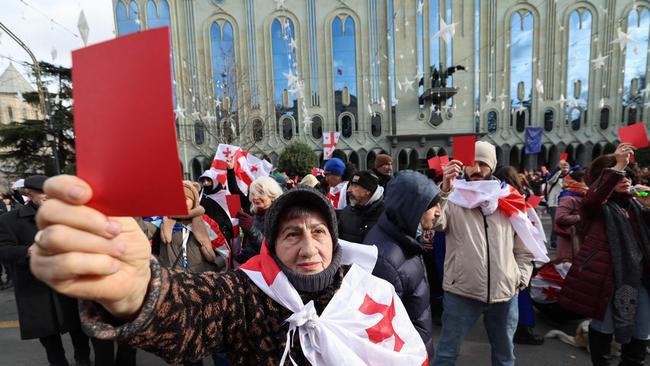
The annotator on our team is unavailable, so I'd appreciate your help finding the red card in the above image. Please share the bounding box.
[527,195,543,209]
[226,194,242,217]
[619,123,650,148]
[73,28,186,216]
[453,136,477,166]
[440,155,450,166]
[559,152,568,161]
[427,155,450,173]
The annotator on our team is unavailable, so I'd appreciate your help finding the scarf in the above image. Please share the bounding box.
[449,179,549,262]
[559,179,588,200]
[603,199,650,344]
[239,240,429,365]
[161,205,218,264]
[327,181,349,210]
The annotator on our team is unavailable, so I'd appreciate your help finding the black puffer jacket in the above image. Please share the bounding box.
[337,198,385,243]
[364,171,440,360]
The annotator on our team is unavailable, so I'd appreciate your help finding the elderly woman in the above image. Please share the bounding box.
[560,143,650,366]
[235,176,283,263]
[29,176,429,365]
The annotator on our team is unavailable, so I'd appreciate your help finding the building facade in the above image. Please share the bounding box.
[112,0,649,179]
[0,64,41,124]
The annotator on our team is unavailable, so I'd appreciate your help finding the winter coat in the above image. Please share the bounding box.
[237,213,266,263]
[371,168,392,188]
[432,189,535,304]
[363,171,437,359]
[81,257,350,365]
[559,169,650,320]
[0,203,17,215]
[158,228,222,273]
[0,203,81,339]
[337,196,385,243]
[546,170,566,207]
[553,195,584,261]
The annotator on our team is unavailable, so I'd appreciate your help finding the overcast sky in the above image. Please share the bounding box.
[0,0,115,79]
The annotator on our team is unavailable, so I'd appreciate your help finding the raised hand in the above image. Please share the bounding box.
[441,160,463,193]
[614,143,636,171]
[30,175,152,319]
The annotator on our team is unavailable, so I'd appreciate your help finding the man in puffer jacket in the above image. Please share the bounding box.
[364,171,443,361]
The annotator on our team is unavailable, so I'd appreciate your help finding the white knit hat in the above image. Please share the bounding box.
[474,141,497,171]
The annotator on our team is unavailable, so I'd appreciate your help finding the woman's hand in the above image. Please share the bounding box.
[633,184,650,207]
[614,143,636,171]
[30,175,152,319]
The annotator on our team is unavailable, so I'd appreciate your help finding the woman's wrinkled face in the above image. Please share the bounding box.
[251,195,274,212]
[275,211,332,275]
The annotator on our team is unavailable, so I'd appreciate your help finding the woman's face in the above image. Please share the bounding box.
[275,211,332,275]
[614,175,632,193]
[251,195,274,212]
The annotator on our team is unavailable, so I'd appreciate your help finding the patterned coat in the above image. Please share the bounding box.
[81,257,348,365]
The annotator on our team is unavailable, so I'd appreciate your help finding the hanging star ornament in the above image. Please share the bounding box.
[380,96,386,111]
[434,18,457,44]
[485,91,493,104]
[215,98,222,109]
[283,71,299,88]
[191,110,201,119]
[204,112,216,123]
[535,79,544,96]
[417,1,424,15]
[77,10,89,46]
[174,105,186,119]
[559,94,568,109]
[611,27,633,51]
[289,38,298,50]
[474,110,480,117]
[367,103,374,116]
[400,76,414,93]
[274,0,286,10]
[302,115,313,131]
[640,85,650,97]
[591,53,608,70]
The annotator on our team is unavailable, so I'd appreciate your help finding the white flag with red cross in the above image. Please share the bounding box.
[240,240,429,365]
[323,132,340,160]
[210,144,273,195]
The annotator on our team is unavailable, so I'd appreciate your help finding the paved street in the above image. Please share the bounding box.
[0,210,596,365]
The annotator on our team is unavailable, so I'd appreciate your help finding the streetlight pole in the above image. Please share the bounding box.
[0,21,60,174]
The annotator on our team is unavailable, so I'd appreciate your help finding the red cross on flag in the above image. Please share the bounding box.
[323,131,340,160]
[210,144,273,194]
[240,240,429,365]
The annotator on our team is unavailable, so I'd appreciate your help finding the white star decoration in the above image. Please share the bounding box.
[191,110,201,119]
[289,38,298,50]
[611,27,633,51]
[380,96,386,111]
[283,71,299,88]
[400,76,414,93]
[485,91,493,104]
[474,110,480,117]
[434,18,457,44]
[591,53,608,70]
[535,79,544,96]
[174,105,185,119]
[215,98,222,109]
[417,1,424,15]
[274,0,286,10]
[497,91,508,103]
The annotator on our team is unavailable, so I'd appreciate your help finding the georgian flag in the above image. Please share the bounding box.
[323,132,340,160]
[449,180,550,262]
[530,262,572,304]
[327,181,348,210]
[240,240,429,365]
[202,214,231,270]
[211,144,273,195]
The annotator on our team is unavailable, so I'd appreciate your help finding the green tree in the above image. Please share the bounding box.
[0,62,75,178]
[278,141,318,178]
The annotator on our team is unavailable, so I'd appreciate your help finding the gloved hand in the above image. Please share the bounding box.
[237,212,254,231]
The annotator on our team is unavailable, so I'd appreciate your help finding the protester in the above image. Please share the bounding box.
[364,170,443,359]
[553,168,588,262]
[324,157,350,209]
[30,178,430,365]
[0,193,16,289]
[560,144,650,366]
[372,153,393,187]
[337,170,385,243]
[145,181,229,273]
[298,173,320,189]
[546,160,571,248]
[432,141,536,366]
[198,169,237,255]
[236,176,283,262]
[10,179,26,205]
[0,193,16,214]
[0,175,93,366]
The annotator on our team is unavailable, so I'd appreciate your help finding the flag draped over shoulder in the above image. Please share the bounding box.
[327,181,348,210]
[210,144,273,195]
[449,179,550,262]
[239,240,429,365]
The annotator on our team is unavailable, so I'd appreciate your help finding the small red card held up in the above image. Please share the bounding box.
[453,136,476,166]
[559,152,569,161]
[619,123,650,149]
[73,28,186,217]
[226,195,243,217]
[427,155,449,173]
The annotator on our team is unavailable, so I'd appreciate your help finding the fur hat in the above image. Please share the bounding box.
[374,154,393,169]
[474,141,497,172]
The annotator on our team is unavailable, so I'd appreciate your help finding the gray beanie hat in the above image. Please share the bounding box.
[264,186,339,254]
[474,141,497,172]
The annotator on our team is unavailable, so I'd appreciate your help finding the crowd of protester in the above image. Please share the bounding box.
[1,141,649,366]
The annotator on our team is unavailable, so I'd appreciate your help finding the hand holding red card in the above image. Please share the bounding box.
[453,136,476,166]
[73,28,186,216]
[559,152,568,162]
[226,195,243,217]
[619,123,650,149]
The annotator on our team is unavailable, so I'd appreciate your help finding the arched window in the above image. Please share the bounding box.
[282,117,293,140]
[211,21,237,124]
[565,9,592,131]
[272,18,298,121]
[146,1,175,103]
[223,120,234,143]
[341,115,353,138]
[371,114,382,137]
[509,11,534,124]
[600,107,610,130]
[487,110,497,133]
[7,107,13,122]
[515,110,526,132]
[252,119,264,142]
[623,8,649,124]
[544,109,554,132]
[194,122,205,145]
[332,15,358,125]
[311,116,323,139]
[116,1,141,36]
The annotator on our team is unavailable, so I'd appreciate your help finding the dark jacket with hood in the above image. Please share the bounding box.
[337,186,385,243]
[364,171,439,359]
[199,171,234,247]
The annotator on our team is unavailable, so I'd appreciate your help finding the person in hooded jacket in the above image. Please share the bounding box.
[337,170,385,243]
[198,170,235,253]
[364,170,443,360]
